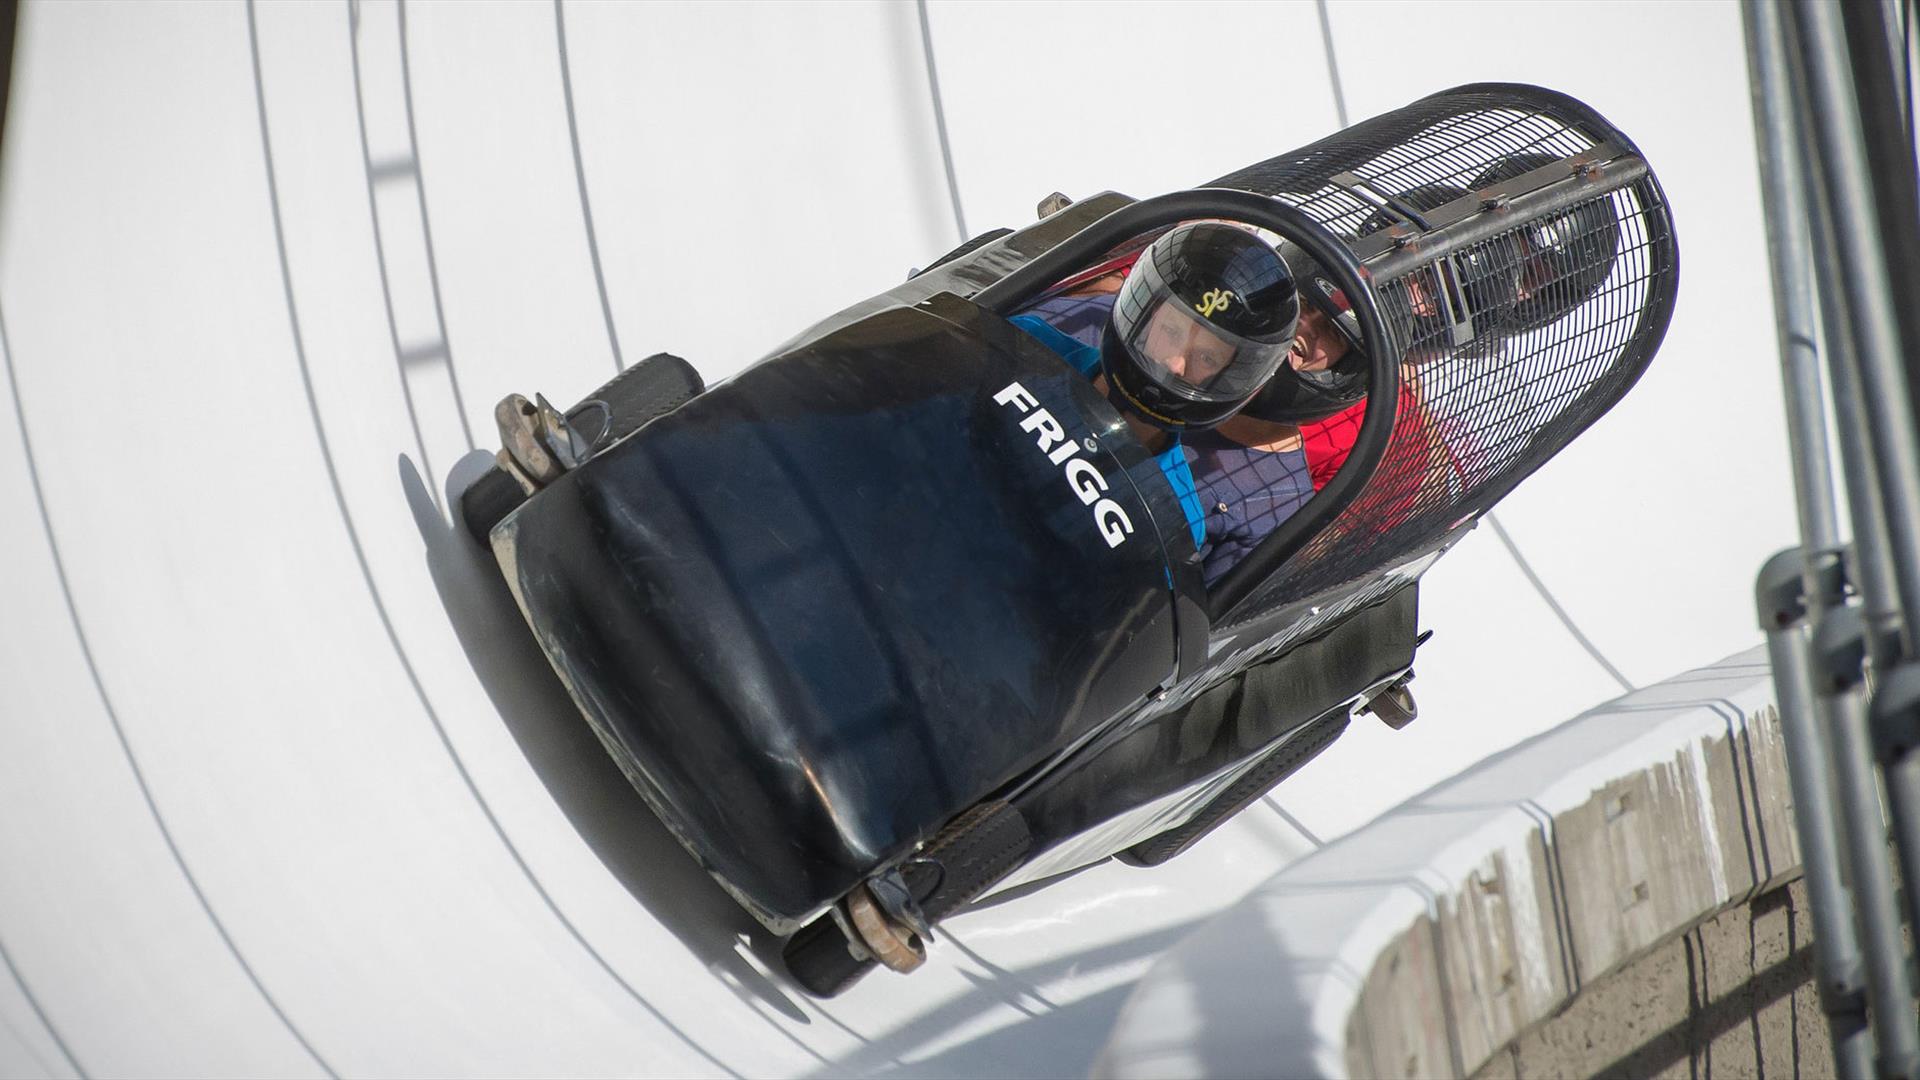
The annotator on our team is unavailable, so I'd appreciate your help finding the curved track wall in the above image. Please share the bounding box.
[1096,649,1806,1078]
[0,2,1790,1075]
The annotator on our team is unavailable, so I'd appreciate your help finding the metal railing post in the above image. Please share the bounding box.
[1747,0,1920,1069]
[1815,609,1920,1078]
[1758,551,1875,1077]
[1793,0,1920,641]
[1790,17,1920,1062]
[1744,0,1842,555]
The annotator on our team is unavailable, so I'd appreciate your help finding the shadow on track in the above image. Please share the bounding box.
[401,450,812,1025]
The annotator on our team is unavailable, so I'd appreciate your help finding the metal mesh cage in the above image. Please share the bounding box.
[1205,83,1677,624]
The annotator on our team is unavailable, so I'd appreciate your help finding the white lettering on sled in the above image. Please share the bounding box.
[994,380,1134,549]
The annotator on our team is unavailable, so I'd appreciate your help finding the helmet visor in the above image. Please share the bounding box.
[1125,296,1289,401]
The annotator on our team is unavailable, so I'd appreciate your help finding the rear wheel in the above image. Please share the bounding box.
[459,465,527,545]
[782,913,876,998]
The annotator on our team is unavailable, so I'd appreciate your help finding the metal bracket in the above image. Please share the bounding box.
[1813,606,1869,692]
[845,878,927,974]
[1326,171,1480,345]
[1757,547,1814,629]
[491,392,612,496]
[1808,545,1849,609]
[1036,191,1073,219]
[1870,661,1920,757]
[866,867,933,941]
[1328,171,1435,230]
[1346,143,1643,277]
[825,902,873,964]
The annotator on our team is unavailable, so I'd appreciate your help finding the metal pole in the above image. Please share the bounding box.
[1773,0,1908,672]
[1745,5,1881,1066]
[1774,0,1907,662]
[1816,609,1920,1078]
[1759,552,1875,1077]
[1871,669,1920,973]
[1744,0,1842,552]
[1768,4,1920,1069]
[1794,0,1920,652]
[1833,0,1920,967]
[1796,10,1920,1043]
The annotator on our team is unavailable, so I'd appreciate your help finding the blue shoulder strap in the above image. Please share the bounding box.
[1158,446,1207,550]
[1008,313,1102,377]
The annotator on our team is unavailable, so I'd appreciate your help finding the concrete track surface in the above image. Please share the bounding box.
[0,2,1794,1076]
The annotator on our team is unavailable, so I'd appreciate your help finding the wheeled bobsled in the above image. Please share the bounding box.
[460,83,1676,995]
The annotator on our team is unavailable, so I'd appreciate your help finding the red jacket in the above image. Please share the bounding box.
[1299,389,1438,489]
[1299,388,1462,529]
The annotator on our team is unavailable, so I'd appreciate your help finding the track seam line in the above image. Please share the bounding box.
[345,0,441,514]
[1313,0,1349,129]
[252,6,739,1074]
[553,0,625,376]
[915,0,967,242]
[0,929,86,1078]
[0,303,336,1077]
[393,1,476,449]
[1487,514,1637,693]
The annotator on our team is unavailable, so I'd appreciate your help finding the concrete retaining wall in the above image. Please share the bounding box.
[1473,876,1824,1078]
[1093,646,1805,1078]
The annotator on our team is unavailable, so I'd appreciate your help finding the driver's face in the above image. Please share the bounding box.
[1291,305,1351,372]
[1141,302,1237,386]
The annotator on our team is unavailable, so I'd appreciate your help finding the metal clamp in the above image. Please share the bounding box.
[1756,547,1812,629]
[844,875,927,974]
[1870,661,1920,758]
[1813,606,1869,692]
[492,392,610,496]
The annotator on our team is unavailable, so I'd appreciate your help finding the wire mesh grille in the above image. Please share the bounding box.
[1206,85,1677,622]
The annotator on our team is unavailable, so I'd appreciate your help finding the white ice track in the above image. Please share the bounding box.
[0,3,1795,1077]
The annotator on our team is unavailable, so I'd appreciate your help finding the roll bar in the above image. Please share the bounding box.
[973,187,1401,625]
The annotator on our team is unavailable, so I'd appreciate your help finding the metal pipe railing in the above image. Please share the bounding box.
[1758,551,1873,1078]
[1747,0,1920,1072]
[1747,4,1878,1070]
[1794,0,1920,649]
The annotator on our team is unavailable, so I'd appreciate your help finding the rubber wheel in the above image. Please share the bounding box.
[782,913,877,998]
[1370,685,1418,730]
[459,465,528,545]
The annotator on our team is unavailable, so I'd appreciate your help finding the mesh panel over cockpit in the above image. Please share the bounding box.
[1206,84,1677,623]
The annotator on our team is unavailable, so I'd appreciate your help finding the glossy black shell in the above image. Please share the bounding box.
[496,294,1197,925]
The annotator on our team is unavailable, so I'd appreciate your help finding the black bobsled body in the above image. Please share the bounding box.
[496,294,1199,927]
[469,82,1679,991]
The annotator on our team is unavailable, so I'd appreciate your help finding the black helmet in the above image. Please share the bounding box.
[1359,182,1517,348]
[1099,222,1299,432]
[1240,239,1372,424]
[1471,152,1623,330]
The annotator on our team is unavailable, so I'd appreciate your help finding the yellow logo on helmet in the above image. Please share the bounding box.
[1196,288,1236,318]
